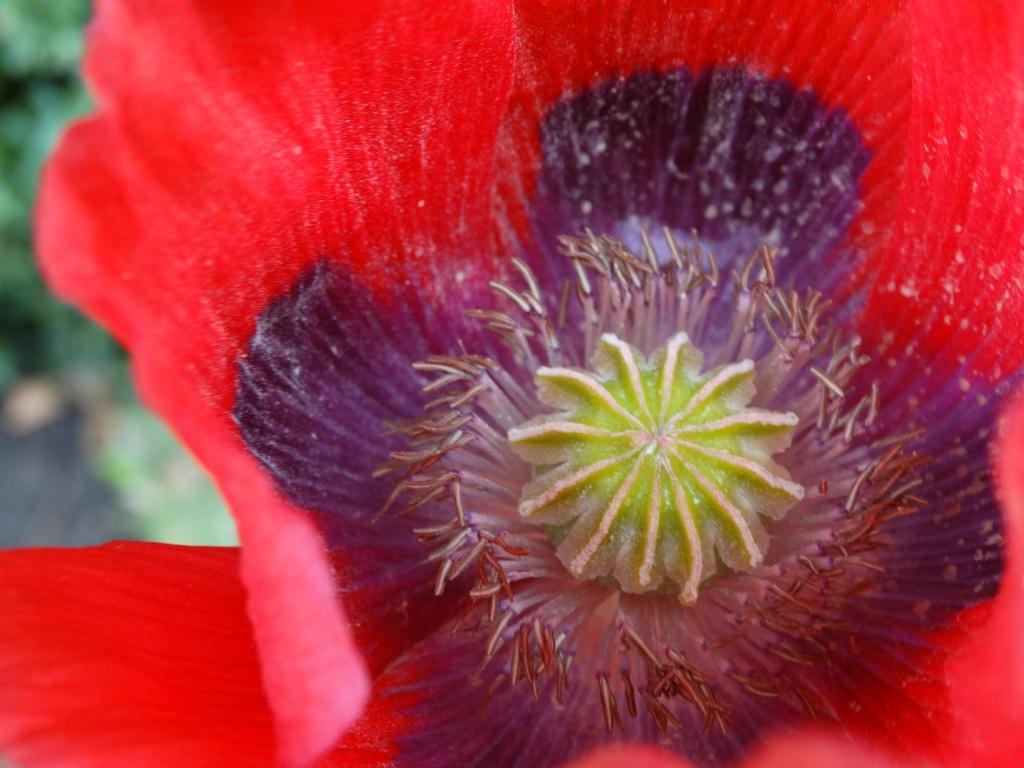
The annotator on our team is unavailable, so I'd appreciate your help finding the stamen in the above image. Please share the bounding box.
[378,228,929,739]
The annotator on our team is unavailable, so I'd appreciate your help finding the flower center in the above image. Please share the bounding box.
[509,332,803,601]
[377,229,928,741]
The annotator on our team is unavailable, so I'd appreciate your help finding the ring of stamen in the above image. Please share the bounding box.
[378,229,927,737]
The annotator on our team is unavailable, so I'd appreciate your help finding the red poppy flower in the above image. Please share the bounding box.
[5,0,1024,767]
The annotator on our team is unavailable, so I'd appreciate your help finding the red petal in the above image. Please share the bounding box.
[35,2,516,762]
[560,733,913,768]
[0,543,272,768]
[944,390,1024,768]
[560,744,694,768]
[219,445,370,767]
[313,666,422,768]
[510,0,906,135]
[500,0,908,255]
[38,144,365,767]
[860,0,1024,375]
[742,732,908,768]
[38,0,516,406]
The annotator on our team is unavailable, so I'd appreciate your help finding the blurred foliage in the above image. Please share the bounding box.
[1,1,236,545]
[0,0,114,391]
[98,403,238,546]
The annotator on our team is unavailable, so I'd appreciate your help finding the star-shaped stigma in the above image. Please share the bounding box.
[508,333,804,603]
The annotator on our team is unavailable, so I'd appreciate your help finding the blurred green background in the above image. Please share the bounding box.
[0,0,236,547]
